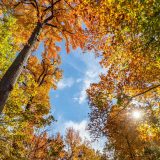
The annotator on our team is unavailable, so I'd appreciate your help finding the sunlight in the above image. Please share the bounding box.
[132,110,142,119]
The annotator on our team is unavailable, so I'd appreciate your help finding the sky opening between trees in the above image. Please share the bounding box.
[0,0,159,159]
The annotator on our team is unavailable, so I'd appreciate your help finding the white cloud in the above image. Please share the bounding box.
[49,118,106,152]
[76,78,82,83]
[53,94,59,98]
[74,53,107,104]
[64,120,90,140]
[78,79,91,104]
[63,120,106,152]
[57,77,74,90]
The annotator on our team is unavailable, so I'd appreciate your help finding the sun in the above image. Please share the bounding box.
[132,110,142,119]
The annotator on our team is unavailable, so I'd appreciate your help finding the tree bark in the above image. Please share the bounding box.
[0,22,43,113]
[125,135,135,160]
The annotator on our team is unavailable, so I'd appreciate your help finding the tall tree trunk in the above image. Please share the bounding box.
[125,135,135,160]
[0,22,43,113]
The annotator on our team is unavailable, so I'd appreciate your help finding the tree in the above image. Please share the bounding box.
[47,133,65,160]
[0,0,90,112]
[64,127,102,160]
[85,0,160,55]
[104,107,146,160]
[86,0,160,159]
[0,55,62,158]
[65,127,81,159]
[0,13,18,75]
[86,0,160,132]
[87,64,160,159]
[0,14,63,158]
[20,55,62,127]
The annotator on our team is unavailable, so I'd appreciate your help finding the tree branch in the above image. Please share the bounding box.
[108,83,160,123]
[45,23,57,28]
[43,0,61,12]
[131,84,160,99]
[33,0,40,18]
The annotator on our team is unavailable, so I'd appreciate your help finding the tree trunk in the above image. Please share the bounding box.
[125,135,135,160]
[0,22,43,113]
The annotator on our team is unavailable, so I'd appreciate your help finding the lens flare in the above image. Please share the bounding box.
[132,110,141,119]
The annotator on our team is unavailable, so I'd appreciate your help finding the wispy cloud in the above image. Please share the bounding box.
[64,120,90,140]
[74,53,106,104]
[50,100,106,151]
[76,78,83,83]
[78,70,100,104]
[64,120,106,152]
[57,77,75,90]
[50,118,105,152]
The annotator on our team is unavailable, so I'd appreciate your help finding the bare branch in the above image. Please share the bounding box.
[45,23,57,28]
[37,59,45,83]
[14,2,22,8]
[64,0,74,9]
[33,0,40,18]
[44,14,54,23]
[43,0,61,12]
[62,28,74,34]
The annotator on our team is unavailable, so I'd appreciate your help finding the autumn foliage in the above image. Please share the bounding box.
[86,0,160,159]
[0,0,159,159]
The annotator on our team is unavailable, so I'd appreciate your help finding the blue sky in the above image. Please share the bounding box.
[36,42,106,151]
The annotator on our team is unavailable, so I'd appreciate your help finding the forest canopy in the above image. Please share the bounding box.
[0,0,159,159]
